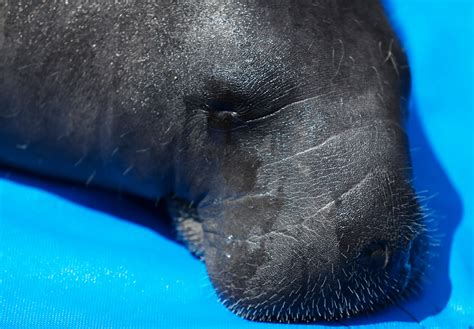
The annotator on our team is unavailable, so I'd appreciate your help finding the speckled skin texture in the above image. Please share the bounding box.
[0,0,426,322]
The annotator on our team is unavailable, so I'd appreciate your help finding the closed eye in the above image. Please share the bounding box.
[184,76,305,130]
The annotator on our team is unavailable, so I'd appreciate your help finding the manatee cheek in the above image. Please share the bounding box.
[220,153,261,193]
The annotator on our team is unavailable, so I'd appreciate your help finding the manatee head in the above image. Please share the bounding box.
[0,0,427,322]
[168,0,428,322]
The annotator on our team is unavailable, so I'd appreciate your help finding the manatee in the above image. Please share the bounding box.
[0,0,427,322]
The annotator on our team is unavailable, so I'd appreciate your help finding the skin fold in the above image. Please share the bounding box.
[0,0,427,322]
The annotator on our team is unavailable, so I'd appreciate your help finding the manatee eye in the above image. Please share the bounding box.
[205,98,246,130]
[207,109,239,129]
[186,77,299,130]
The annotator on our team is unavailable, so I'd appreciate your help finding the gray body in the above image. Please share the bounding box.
[0,0,426,322]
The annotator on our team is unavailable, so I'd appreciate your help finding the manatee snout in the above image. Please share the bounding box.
[193,123,426,322]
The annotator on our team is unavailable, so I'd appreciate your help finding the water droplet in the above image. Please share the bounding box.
[226,235,234,244]
[225,253,231,259]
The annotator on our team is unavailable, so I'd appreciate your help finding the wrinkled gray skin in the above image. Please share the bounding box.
[0,0,426,322]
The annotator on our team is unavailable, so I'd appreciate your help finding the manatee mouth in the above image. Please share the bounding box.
[165,195,205,260]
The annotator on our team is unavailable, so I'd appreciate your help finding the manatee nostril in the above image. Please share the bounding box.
[360,241,390,270]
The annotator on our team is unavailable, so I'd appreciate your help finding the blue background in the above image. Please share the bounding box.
[0,0,473,328]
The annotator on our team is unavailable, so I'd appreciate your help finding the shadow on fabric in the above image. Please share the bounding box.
[0,165,178,245]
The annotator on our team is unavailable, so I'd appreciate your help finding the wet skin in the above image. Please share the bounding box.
[0,0,427,322]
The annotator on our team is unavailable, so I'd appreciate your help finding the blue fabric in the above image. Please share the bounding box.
[0,0,472,328]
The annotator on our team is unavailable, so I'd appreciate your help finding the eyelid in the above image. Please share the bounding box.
[184,77,304,128]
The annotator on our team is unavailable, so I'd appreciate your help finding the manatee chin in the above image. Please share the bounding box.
[197,173,427,322]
